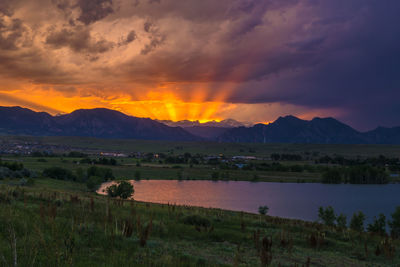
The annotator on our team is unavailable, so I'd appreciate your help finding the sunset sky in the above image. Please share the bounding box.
[0,0,399,130]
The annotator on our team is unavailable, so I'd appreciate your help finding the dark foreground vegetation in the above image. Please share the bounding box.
[0,178,399,266]
[1,138,400,265]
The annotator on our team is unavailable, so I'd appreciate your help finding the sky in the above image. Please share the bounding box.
[0,0,399,131]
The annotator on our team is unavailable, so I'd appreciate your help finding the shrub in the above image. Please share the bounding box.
[106,181,134,199]
[75,168,86,183]
[322,169,342,184]
[337,213,347,229]
[211,171,219,180]
[134,170,141,181]
[318,206,336,226]
[43,167,77,181]
[389,206,400,238]
[182,215,211,228]
[258,206,269,215]
[350,211,366,232]
[86,176,104,192]
[0,167,13,179]
[367,213,386,235]
[87,166,114,180]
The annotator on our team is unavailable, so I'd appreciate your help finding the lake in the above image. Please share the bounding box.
[98,180,400,223]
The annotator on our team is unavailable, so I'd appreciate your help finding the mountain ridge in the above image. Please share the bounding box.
[0,106,198,141]
[1,106,400,144]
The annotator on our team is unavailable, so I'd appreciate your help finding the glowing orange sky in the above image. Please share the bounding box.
[2,0,383,128]
[0,87,339,124]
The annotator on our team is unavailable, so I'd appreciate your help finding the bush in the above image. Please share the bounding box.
[86,176,104,192]
[43,167,77,181]
[346,165,388,184]
[322,169,342,184]
[75,168,86,183]
[350,211,366,232]
[87,166,114,180]
[258,206,269,215]
[134,170,141,181]
[211,171,219,180]
[389,206,400,238]
[106,181,134,199]
[336,213,347,229]
[318,206,336,226]
[182,215,211,228]
[367,213,386,235]
[0,161,24,171]
[0,167,13,179]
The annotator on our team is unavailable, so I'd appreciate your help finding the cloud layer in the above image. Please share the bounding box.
[0,0,399,130]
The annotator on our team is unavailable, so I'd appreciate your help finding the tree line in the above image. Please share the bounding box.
[318,206,400,238]
[322,165,388,184]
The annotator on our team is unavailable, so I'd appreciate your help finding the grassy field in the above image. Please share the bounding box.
[1,137,400,265]
[0,155,325,183]
[3,134,400,183]
[0,178,399,266]
[3,135,400,157]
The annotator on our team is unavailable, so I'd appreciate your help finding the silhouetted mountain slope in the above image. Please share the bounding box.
[2,106,400,144]
[157,118,248,128]
[217,116,395,144]
[0,106,55,135]
[0,107,198,141]
[364,126,400,144]
[183,126,230,139]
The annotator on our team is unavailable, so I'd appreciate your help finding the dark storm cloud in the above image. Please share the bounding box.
[53,0,114,25]
[0,49,72,84]
[120,0,400,129]
[140,21,165,55]
[45,26,114,54]
[118,30,136,46]
[76,0,114,25]
[0,18,26,50]
[1,0,400,130]
[0,0,13,16]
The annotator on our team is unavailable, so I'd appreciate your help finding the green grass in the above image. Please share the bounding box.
[0,178,399,266]
[3,135,400,157]
[2,156,321,183]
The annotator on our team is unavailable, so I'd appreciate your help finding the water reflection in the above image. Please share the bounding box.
[98,180,400,223]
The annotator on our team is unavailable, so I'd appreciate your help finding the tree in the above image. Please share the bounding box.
[350,211,366,232]
[367,213,386,235]
[211,171,219,180]
[87,166,114,180]
[389,206,400,238]
[75,167,86,183]
[322,169,342,184]
[177,171,183,180]
[258,206,269,215]
[106,181,134,199]
[134,170,141,181]
[318,206,336,226]
[86,176,103,192]
[337,213,347,229]
[42,167,76,181]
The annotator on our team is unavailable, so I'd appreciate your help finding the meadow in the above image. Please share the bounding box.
[2,135,400,183]
[1,136,400,265]
[3,135,400,157]
[0,178,399,266]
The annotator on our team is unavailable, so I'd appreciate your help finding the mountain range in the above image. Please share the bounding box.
[156,119,250,139]
[1,106,400,144]
[0,106,197,141]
